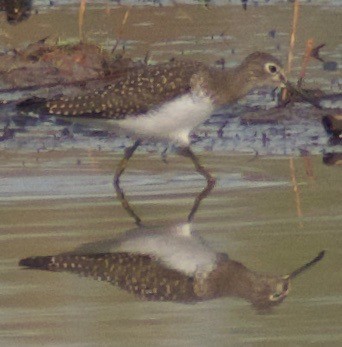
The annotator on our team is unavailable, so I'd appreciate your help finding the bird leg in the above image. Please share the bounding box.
[178,146,216,222]
[161,146,169,164]
[114,140,142,226]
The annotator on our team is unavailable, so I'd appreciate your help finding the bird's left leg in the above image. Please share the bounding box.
[161,146,169,164]
[114,140,142,226]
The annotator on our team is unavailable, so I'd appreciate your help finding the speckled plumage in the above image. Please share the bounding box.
[45,60,204,119]
[43,52,286,122]
[17,53,287,225]
[18,223,324,308]
[19,251,289,307]
[19,252,198,302]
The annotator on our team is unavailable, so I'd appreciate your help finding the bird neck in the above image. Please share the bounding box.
[203,259,275,304]
[206,65,255,106]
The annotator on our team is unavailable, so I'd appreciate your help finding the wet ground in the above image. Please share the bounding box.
[0,1,341,347]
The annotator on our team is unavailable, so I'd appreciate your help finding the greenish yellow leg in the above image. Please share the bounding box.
[178,146,216,222]
[114,140,142,226]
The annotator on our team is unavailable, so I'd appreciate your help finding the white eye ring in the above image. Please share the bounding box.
[269,292,282,301]
[265,63,278,74]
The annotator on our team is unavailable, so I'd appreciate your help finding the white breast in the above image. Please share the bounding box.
[74,224,218,276]
[116,94,214,146]
[114,223,218,276]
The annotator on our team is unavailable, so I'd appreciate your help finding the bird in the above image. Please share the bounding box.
[18,52,287,224]
[19,223,324,311]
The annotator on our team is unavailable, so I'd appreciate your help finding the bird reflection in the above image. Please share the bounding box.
[19,223,324,311]
[117,154,214,225]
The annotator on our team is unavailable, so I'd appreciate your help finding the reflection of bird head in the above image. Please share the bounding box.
[204,250,325,311]
[201,259,289,310]
[249,274,290,310]
[250,248,325,310]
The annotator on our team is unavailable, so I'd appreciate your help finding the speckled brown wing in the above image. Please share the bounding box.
[45,60,204,120]
[19,252,198,302]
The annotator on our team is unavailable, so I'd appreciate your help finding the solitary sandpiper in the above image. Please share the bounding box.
[19,224,324,310]
[18,52,287,224]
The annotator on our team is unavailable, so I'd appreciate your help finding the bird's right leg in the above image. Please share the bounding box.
[177,146,216,222]
[161,146,169,164]
[114,140,142,226]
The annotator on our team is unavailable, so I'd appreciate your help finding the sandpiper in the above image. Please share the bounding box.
[19,52,287,224]
[19,224,324,310]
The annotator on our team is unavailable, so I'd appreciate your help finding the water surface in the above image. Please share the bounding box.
[0,2,341,346]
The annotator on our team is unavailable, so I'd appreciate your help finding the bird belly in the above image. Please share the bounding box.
[115,94,214,146]
[114,223,218,276]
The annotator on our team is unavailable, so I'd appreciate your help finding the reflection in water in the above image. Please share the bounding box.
[115,142,216,226]
[19,223,325,312]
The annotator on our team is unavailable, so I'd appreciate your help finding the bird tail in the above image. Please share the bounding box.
[16,94,103,117]
[16,97,48,114]
[19,255,55,270]
[18,253,107,273]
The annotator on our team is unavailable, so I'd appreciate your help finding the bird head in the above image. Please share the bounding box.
[241,52,287,89]
[251,250,325,312]
[248,274,290,311]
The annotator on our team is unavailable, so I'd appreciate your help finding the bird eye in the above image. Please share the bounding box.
[269,292,281,301]
[269,281,289,301]
[267,64,278,74]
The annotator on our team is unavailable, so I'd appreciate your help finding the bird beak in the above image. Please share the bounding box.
[273,251,325,303]
[280,276,291,297]
[278,71,287,88]
[285,250,325,281]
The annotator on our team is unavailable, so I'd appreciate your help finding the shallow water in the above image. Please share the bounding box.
[0,150,341,346]
[0,2,341,347]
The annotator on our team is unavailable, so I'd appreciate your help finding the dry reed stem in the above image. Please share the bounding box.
[79,0,87,42]
[298,38,314,88]
[282,0,300,101]
[302,155,315,182]
[112,7,131,54]
[87,148,102,173]
[289,157,303,227]
[287,0,300,73]
[105,3,110,16]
